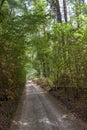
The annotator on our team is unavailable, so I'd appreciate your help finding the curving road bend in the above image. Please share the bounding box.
[10,80,87,130]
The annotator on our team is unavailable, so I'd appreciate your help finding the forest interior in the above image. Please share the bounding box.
[0,0,87,130]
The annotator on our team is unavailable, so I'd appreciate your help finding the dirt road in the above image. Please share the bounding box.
[10,80,87,130]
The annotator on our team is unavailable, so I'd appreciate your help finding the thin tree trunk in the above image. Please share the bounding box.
[63,0,67,22]
[55,0,62,23]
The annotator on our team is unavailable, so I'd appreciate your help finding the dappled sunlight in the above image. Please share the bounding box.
[27,80,32,83]
[58,114,68,122]
[12,120,28,126]
[26,83,34,87]
[39,117,59,127]
[61,114,68,119]
[12,118,59,128]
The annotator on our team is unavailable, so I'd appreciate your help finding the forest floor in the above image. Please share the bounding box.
[35,79,87,123]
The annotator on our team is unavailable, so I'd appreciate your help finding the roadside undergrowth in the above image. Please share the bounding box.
[0,85,25,130]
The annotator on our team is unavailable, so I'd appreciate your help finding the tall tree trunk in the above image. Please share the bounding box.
[63,0,67,22]
[55,0,62,23]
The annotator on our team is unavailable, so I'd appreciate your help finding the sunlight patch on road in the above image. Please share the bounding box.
[12,120,28,126]
[39,117,58,127]
[62,114,68,119]
[58,114,68,122]
[26,83,34,87]
[27,80,32,83]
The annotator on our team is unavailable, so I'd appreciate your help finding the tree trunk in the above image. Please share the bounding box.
[63,0,67,22]
[55,0,62,23]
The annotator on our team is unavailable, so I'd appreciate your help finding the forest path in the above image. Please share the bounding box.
[10,80,87,130]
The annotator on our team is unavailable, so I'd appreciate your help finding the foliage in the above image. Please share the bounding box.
[0,0,87,100]
[0,0,48,100]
